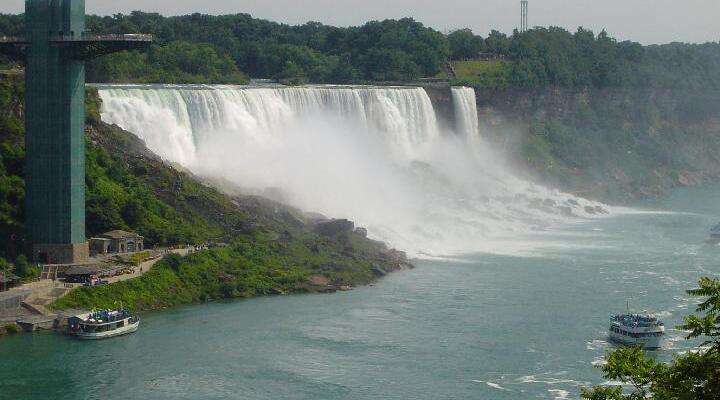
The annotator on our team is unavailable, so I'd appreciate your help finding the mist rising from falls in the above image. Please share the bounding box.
[98,84,607,257]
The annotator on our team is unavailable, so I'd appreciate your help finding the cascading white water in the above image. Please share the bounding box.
[98,84,608,257]
[100,86,440,165]
[451,87,480,144]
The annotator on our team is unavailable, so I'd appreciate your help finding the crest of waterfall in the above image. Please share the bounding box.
[99,85,440,165]
[98,84,609,257]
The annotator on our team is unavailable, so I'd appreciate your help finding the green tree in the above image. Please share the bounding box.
[485,30,510,55]
[5,12,719,88]
[448,29,485,60]
[13,254,29,278]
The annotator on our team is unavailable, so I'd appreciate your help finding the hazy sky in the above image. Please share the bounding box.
[0,0,717,44]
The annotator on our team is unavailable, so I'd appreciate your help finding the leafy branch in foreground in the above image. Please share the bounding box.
[582,277,720,400]
[682,277,720,351]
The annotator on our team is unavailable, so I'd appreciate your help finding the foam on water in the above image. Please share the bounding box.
[98,84,609,257]
[548,389,571,399]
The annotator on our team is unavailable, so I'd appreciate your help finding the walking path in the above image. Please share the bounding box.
[1,246,194,321]
[106,247,190,284]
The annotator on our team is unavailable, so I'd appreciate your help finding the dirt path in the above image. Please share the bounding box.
[105,247,190,284]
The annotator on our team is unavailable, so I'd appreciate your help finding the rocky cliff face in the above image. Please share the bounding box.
[472,86,720,202]
[423,85,455,132]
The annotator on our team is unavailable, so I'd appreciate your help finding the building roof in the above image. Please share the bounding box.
[100,230,143,240]
[64,265,102,275]
[64,265,117,276]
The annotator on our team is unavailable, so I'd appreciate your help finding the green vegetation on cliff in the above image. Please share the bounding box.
[85,107,234,247]
[477,86,720,201]
[0,77,25,264]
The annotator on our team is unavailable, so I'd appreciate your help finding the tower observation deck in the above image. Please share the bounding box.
[0,0,151,264]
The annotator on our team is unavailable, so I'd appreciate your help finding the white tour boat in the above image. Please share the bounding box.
[68,309,140,340]
[608,312,664,349]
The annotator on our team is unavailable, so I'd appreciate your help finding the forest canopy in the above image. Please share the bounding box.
[0,12,719,88]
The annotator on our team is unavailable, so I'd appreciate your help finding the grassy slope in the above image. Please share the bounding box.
[449,60,512,89]
[53,229,408,311]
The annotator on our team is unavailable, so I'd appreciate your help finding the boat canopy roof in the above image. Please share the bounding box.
[73,309,134,326]
[612,313,663,328]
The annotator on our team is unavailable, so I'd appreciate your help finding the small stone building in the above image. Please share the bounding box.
[90,230,144,256]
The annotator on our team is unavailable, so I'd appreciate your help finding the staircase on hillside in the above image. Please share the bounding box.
[445,62,457,79]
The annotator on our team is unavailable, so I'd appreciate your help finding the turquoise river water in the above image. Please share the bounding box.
[2,185,720,400]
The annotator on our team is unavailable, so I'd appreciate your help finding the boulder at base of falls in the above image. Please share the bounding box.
[558,206,576,217]
[584,205,609,215]
[315,219,355,237]
[376,249,414,272]
[371,264,387,277]
[677,172,703,187]
[585,206,598,215]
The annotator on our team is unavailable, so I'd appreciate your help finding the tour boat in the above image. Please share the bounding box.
[68,309,140,340]
[608,312,664,349]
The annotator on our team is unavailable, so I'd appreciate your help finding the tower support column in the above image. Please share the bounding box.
[0,0,151,264]
[25,0,88,263]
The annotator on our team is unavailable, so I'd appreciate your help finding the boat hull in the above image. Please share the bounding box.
[74,320,140,340]
[609,331,662,350]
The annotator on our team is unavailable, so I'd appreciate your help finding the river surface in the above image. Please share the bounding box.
[2,185,720,400]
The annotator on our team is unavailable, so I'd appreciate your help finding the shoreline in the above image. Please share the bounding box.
[0,256,414,338]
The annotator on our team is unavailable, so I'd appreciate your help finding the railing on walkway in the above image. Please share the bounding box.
[51,34,153,42]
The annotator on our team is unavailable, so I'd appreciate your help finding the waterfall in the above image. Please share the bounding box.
[451,87,480,144]
[98,84,608,257]
[99,86,440,165]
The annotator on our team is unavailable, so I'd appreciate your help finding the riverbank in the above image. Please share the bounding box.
[50,222,413,313]
[0,247,193,334]
[0,322,19,335]
[0,241,411,338]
